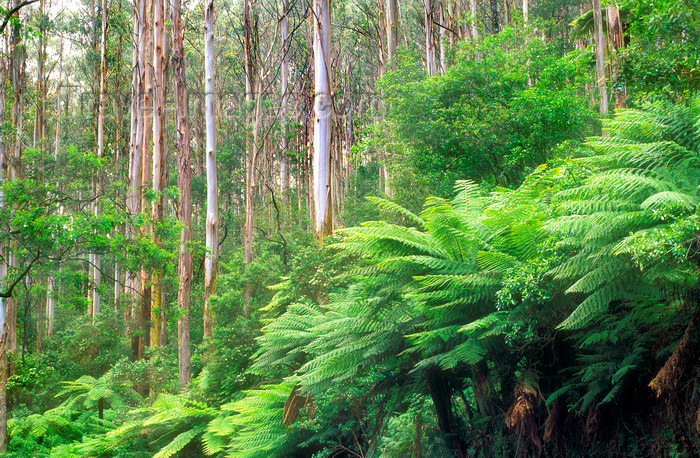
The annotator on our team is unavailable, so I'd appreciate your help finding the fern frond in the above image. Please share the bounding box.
[558,275,634,329]
[153,426,204,458]
[365,196,425,227]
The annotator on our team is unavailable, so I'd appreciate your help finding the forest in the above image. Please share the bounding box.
[0,0,699,456]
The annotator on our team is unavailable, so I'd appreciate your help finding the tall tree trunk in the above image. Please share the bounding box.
[46,274,54,337]
[203,0,217,340]
[606,2,625,109]
[54,36,63,158]
[0,0,27,449]
[522,0,528,23]
[243,0,255,268]
[0,42,6,456]
[126,0,144,333]
[91,0,108,322]
[313,0,333,240]
[151,0,167,347]
[139,0,153,360]
[386,0,398,67]
[592,0,608,115]
[279,0,290,194]
[438,0,447,73]
[470,0,478,38]
[423,0,437,76]
[33,0,46,150]
[171,0,192,390]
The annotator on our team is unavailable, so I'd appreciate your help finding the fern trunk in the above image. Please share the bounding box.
[426,368,467,457]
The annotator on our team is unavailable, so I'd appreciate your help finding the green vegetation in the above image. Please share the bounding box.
[2,0,700,456]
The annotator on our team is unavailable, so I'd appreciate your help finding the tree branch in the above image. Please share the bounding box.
[0,250,42,298]
[0,0,40,34]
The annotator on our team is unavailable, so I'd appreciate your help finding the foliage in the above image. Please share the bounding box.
[380,26,599,195]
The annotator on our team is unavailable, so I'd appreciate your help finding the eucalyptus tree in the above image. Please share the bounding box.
[592,0,608,114]
[313,0,333,240]
[171,0,193,390]
[151,0,168,346]
[203,0,217,339]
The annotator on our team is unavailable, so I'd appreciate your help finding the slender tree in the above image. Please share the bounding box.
[126,0,144,332]
[313,0,333,240]
[279,0,289,193]
[423,0,437,75]
[606,2,625,109]
[151,0,167,347]
[203,0,217,339]
[471,0,478,38]
[91,0,109,322]
[243,0,256,267]
[171,0,193,389]
[592,0,608,114]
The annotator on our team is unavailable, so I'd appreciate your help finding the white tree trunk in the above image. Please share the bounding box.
[172,0,193,390]
[424,0,437,75]
[54,36,63,159]
[279,0,290,192]
[592,0,608,115]
[386,0,398,66]
[92,0,108,321]
[126,0,144,327]
[470,0,478,38]
[439,0,447,73]
[46,275,55,336]
[313,0,333,239]
[203,0,217,339]
[151,0,167,346]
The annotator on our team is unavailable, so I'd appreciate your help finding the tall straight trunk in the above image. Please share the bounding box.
[36,285,43,352]
[243,0,255,267]
[46,274,55,337]
[139,0,153,360]
[92,0,108,322]
[470,0,478,38]
[203,0,217,339]
[279,0,289,193]
[592,0,608,115]
[386,0,398,67]
[33,1,46,150]
[522,0,527,22]
[151,0,167,347]
[423,0,437,76]
[376,0,387,76]
[126,0,144,330]
[313,0,333,240]
[171,0,192,390]
[1,1,27,449]
[0,37,6,455]
[606,3,625,109]
[242,0,257,314]
[502,0,509,27]
[54,37,63,158]
[438,0,447,73]
[114,0,124,165]
[8,0,27,356]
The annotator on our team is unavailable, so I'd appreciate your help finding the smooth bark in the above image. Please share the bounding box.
[126,0,144,329]
[592,0,608,115]
[172,0,192,390]
[279,0,290,193]
[151,0,167,347]
[423,0,437,75]
[313,0,333,239]
[203,0,217,339]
